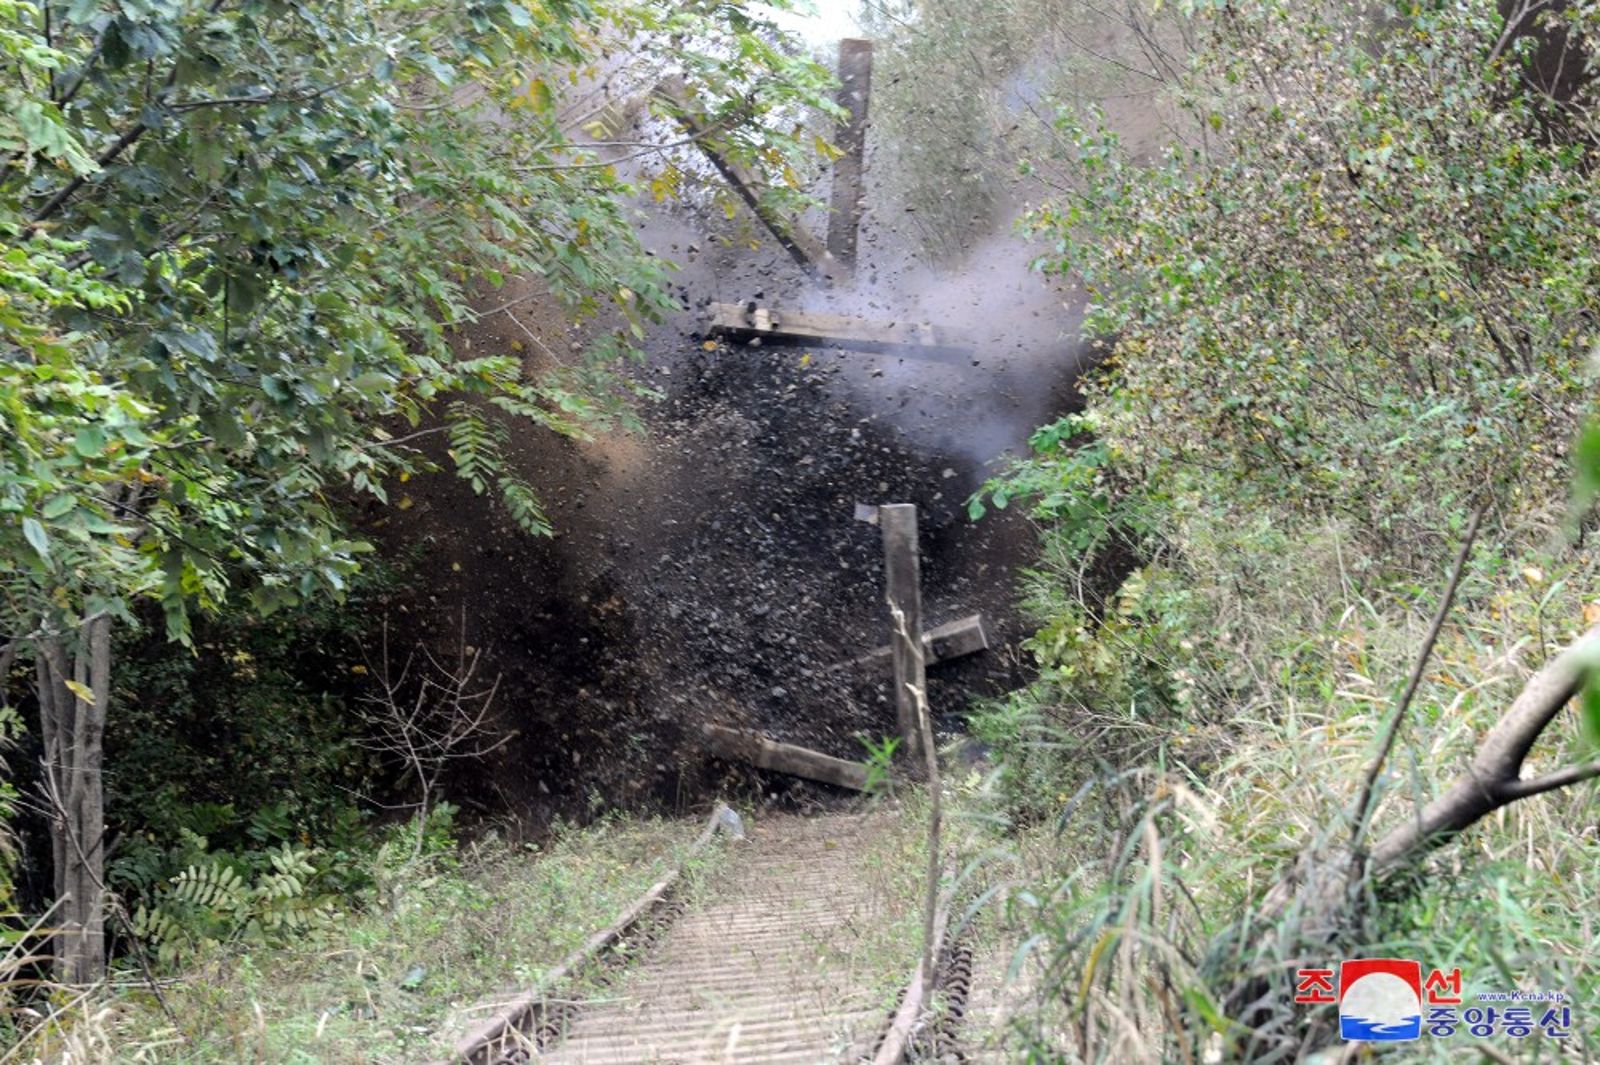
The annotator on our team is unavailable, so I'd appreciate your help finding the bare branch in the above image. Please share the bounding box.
[1370,624,1600,873]
[1494,760,1600,801]
[355,611,508,859]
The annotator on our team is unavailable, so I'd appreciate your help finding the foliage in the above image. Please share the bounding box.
[968,416,1202,820]
[1026,1,1600,562]
[43,813,722,1062]
[860,733,901,795]
[969,0,1600,1058]
[1,0,836,644]
[105,574,392,864]
[125,835,339,970]
[0,0,834,989]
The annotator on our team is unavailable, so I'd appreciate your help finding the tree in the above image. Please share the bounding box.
[2,0,833,981]
[1027,0,1600,560]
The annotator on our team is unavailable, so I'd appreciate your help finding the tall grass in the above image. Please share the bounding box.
[969,511,1600,1062]
[6,814,724,1064]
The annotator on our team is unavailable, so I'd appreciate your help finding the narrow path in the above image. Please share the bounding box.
[539,811,908,1064]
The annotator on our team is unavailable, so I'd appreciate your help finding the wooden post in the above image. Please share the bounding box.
[702,725,869,791]
[827,38,873,270]
[880,503,925,763]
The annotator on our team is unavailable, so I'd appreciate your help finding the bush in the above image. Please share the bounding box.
[100,564,410,963]
[969,0,1600,1058]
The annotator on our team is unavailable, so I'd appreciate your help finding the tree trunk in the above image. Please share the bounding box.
[34,612,112,984]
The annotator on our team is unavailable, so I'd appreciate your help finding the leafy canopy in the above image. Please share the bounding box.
[1026,0,1600,557]
[1,0,833,640]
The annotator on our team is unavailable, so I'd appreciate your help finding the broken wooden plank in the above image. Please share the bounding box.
[703,724,868,791]
[826,39,873,269]
[708,302,972,356]
[833,614,989,673]
[926,613,990,662]
[653,78,836,281]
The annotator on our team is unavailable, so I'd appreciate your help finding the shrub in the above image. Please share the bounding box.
[971,0,1600,1057]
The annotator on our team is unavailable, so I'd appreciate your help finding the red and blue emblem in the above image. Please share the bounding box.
[1339,958,1423,1041]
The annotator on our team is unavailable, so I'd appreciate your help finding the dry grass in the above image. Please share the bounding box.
[964,511,1600,1062]
[9,813,726,1064]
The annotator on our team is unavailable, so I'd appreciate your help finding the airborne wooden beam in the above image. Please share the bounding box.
[703,724,869,791]
[708,302,972,356]
[653,79,836,282]
[826,39,873,269]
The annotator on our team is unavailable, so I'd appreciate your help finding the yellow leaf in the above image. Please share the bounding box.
[350,664,368,675]
[1583,602,1600,626]
[798,353,811,368]
[511,339,524,351]
[526,78,552,112]
[64,679,95,705]
[399,470,410,483]
[1522,566,1545,586]
[397,495,414,510]
[702,340,718,351]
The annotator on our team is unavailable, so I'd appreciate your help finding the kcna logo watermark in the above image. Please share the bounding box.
[1294,959,1572,1042]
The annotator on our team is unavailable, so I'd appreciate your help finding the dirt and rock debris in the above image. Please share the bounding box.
[364,198,1085,833]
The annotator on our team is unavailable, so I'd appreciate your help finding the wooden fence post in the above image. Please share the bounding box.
[879,503,925,763]
[826,38,873,270]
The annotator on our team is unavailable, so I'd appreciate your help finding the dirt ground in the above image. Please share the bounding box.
[356,175,1085,834]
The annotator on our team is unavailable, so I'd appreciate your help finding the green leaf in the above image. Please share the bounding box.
[22,517,50,560]
[14,100,99,175]
[74,425,108,457]
[1582,674,1600,751]
[42,495,77,520]
[1573,421,1600,513]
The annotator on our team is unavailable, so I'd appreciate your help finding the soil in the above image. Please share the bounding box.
[357,193,1086,834]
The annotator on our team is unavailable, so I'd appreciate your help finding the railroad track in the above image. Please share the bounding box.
[446,807,1015,1064]
[538,812,904,1064]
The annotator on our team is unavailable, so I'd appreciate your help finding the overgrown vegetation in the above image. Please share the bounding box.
[27,812,720,1062]
[1,0,836,1035]
[8,0,1599,1058]
[960,0,1600,1059]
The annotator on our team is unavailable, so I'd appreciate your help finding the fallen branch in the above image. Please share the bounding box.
[1368,624,1600,873]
